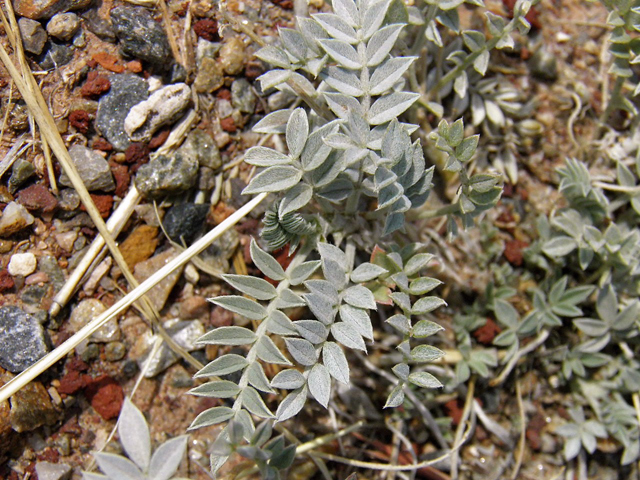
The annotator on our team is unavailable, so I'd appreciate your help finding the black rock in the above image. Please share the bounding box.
[81,10,116,42]
[95,74,149,151]
[163,203,209,244]
[0,306,49,373]
[38,41,74,69]
[110,5,171,67]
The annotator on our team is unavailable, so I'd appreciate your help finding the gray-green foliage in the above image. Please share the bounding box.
[84,399,188,480]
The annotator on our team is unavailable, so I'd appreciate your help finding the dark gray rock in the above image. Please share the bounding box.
[134,153,198,199]
[95,74,148,151]
[8,158,36,194]
[0,306,49,373]
[178,129,221,169]
[231,78,257,114]
[59,145,115,191]
[18,17,48,55]
[38,41,74,69]
[81,10,115,42]
[110,5,171,67]
[163,203,209,244]
[529,46,558,82]
[39,255,65,292]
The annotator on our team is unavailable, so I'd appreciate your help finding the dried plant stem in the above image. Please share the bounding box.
[490,329,550,387]
[50,188,142,317]
[450,376,476,480]
[511,380,526,480]
[0,193,267,404]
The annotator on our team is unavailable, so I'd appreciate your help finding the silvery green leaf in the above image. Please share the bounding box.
[408,371,443,388]
[463,30,486,51]
[289,71,320,98]
[344,285,377,309]
[289,261,321,286]
[235,409,255,438]
[223,274,278,301]
[253,109,292,134]
[331,322,366,351]
[596,285,617,321]
[258,70,292,91]
[243,166,303,195]
[276,386,308,422]
[188,406,234,430]
[118,398,150,472]
[312,13,358,44]
[471,93,485,126]
[190,380,241,398]
[425,20,442,47]
[333,0,359,26]
[497,34,514,49]
[285,338,318,366]
[412,319,444,338]
[368,93,420,125]
[375,166,398,190]
[324,133,357,149]
[318,242,346,268]
[241,387,274,418]
[195,354,248,378]
[244,147,291,167]
[362,0,393,40]
[454,70,468,98]
[324,66,364,96]
[308,364,331,408]
[82,473,108,480]
[279,28,307,60]
[301,121,339,171]
[397,340,410,357]
[473,50,490,75]
[93,453,145,480]
[148,436,188,480]
[271,369,306,390]
[251,421,273,448]
[485,99,505,126]
[369,57,416,95]
[456,135,479,162]
[209,297,267,322]
[298,17,329,54]
[392,363,409,380]
[304,293,337,325]
[316,178,354,203]
[306,279,340,301]
[542,236,577,257]
[197,325,258,346]
[255,46,291,68]
[339,304,374,340]
[251,238,286,280]
[294,320,329,344]
[279,183,313,217]
[350,263,387,282]
[266,310,297,336]
[286,108,309,158]
[322,259,348,291]
[311,152,347,187]
[409,277,442,295]
[485,11,506,35]
[411,345,445,362]
[404,253,435,275]
[324,92,364,118]
[383,212,405,236]
[390,292,411,311]
[412,296,446,314]
[365,24,405,67]
[275,289,307,308]
[386,313,411,333]
[384,384,404,408]
[322,341,349,384]
[318,39,360,69]
[247,362,275,393]
[437,8,459,32]
[378,183,403,210]
[257,336,293,365]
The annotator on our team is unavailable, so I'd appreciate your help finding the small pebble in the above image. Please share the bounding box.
[38,42,74,70]
[81,343,100,362]
[16,184,58,213]
[59,145,115,191]
[219,37,245,75]
[105,342,126,361]
[231,78,257,114]
[8,253,37,277]
[35,461,72,480]
[529,45,558,82]
[193,57,224,94]
[134,153,199,199]
[8,158,36,194]
[8,379,60,432]
[13,0,91,20]
[0,202,35,237]
[69,299,121,342]
[178,129,221,169]
[162,202,209,244]
[0,306,49,372]
[18,17,48,55]
[133,248,184,311]
[46,12,80,41]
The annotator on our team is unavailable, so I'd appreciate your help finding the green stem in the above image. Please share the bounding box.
[416,203,460,220]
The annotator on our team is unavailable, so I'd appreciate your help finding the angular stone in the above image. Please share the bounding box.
[13,0,90,20]
[39,255,65,292]
[178,129,221,170]
[134,153,198,199]
[35,461,72,480]
[163,203,209,244]
[9,378,59,432]
[8,158,36,194]
[96,74,149,151]
[18,17,48,55]
[59,145,115,192]
[231,78,257,114]
[46,12,80,41]
[69,299,120,342]
[193,57,224,94]
[119,224,158,269]
[219,36,245,75]
[124,83,191,143]
[110,5,172,67]
[38,41,74,70]
[133,248,184,311]
[0,202,34,237]
[0,306,48,372]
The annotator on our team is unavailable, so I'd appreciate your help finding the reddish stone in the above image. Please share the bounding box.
[92,52,125,73]
[36,448,60,463]
[444,398,464,426]
[127,60,143,73]
[16,184,58,213]
[244,62,264,81]
[80,194,113,218]
[58,370,88,395]
[210,306,233,327]
[220,117,236,133]
[110,162,130,198]
[473,318,501,345]
[526,413,546,451]
[0,270,14,293]
[67,356,89,372]
[216,88,231,101]
[68,110,91,134]
[193,18,219,42]
[270,0,293,8]
[93,137,113,152]
[124,142,150,171]
[81,71,111,98]
[504,239,529,267]
[84,375,124,420]
[148,128,170,149]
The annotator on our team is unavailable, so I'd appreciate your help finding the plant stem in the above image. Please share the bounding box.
[416,203,460,219]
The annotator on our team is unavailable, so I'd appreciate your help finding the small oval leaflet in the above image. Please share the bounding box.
[408,371,443,389]
[195,354,248,377]
[197,326,257,346]
[189,380,241,398]
[271,369,306,390]
[308,364,332,408]
[322,341,350,384]
[285,337,318,366]
[222,274,278,301]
